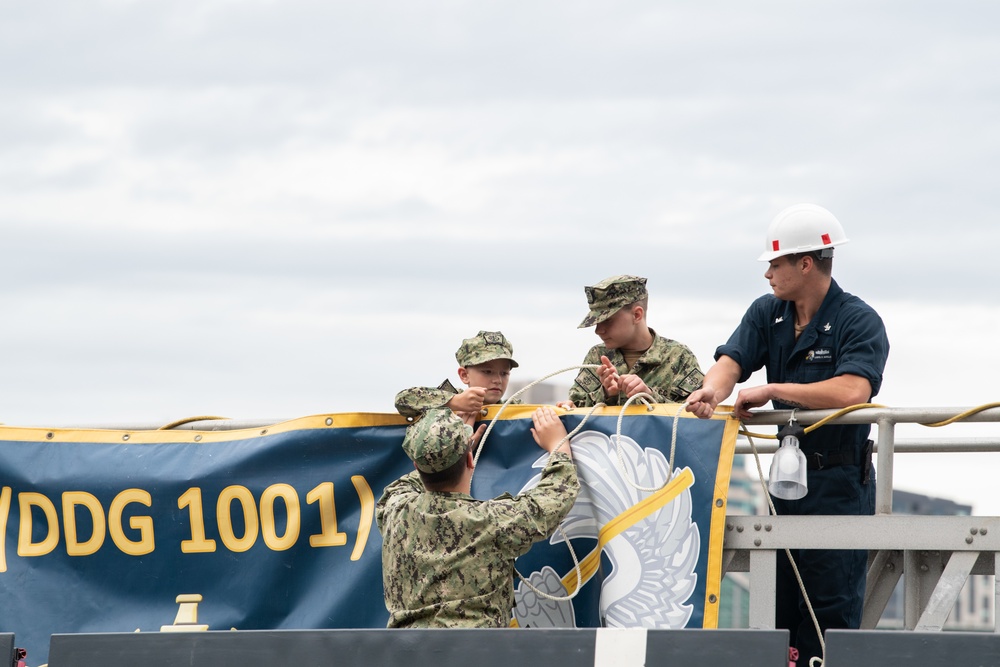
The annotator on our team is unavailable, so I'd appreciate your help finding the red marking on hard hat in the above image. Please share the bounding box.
[772,240,780,251]
[821,233,831,245]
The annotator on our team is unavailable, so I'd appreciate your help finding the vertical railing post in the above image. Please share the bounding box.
[875,414,895,516]
[748,549,777,629]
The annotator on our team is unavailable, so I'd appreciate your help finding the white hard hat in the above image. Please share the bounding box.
[758,203,850,262]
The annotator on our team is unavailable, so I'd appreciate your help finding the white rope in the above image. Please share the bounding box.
[469,365,683,603]
[471,364,602,470]
[744,419,826,667]
[469,364,600,602]
[613,393,685,492]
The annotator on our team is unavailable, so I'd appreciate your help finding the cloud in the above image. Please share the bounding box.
[1,0,999,444]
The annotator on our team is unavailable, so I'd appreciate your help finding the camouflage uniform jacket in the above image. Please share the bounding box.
[375,452,579,628]
[395,379,522,419]
[568,328,704,407]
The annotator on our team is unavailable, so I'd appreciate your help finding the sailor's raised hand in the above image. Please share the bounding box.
[530,406,570,455]
[598,355,622,396]
[448,387,487,414]
[685,387,718,419]
[619,374,652,399]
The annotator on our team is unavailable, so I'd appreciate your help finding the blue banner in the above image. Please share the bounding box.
[0,406,737,663]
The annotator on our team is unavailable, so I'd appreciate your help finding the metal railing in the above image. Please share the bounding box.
[723,406,1000,633]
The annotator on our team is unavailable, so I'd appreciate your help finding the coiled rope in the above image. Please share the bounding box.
[737,403,885,440]
[919,401,1000,427]
[157,415,230,430]
[737,400,1000,442]
[470,365,687,603]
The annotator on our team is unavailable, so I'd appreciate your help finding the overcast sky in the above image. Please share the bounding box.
[2,1,999,511]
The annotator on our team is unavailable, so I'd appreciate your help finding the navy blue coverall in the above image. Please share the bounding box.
[715,279,889,666]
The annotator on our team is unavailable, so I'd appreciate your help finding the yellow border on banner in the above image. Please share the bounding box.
[0,403,727,443]
[703,405,740,628]
[0,413,411,445]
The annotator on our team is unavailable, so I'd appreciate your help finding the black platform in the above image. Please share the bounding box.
[47,628,791,667]
[824,629,1000,667]
[0,634,13,667]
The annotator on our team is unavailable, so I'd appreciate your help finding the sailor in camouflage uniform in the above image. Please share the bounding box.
[565,275,704,407]
[395,330,523,420]
[376,407,579,628]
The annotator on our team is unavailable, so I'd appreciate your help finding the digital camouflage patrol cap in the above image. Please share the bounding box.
[402,408,473,473]
[577,275,648,328]
[455,331,519,368]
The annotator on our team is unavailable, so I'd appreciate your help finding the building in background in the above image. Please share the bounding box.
[506,379,568,406]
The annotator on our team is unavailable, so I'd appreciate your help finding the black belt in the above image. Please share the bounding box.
[806,440,874,484]
[806,448,858,470]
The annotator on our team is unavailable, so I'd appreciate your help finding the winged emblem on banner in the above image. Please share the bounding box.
[512,430,699,628]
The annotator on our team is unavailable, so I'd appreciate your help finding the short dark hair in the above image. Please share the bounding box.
[786,251,833,276]
[419,442,473,489]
